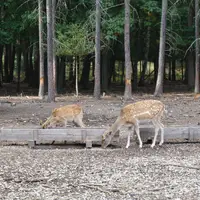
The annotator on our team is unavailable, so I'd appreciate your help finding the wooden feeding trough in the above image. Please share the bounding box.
[0,126,200,148]
[0,128,106,148]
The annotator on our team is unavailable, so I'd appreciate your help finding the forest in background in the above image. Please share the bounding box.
[0,0,198,101]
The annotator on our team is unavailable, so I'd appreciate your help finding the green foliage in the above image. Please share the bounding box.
[0,0,38,44]
[140,0,161,13]
[0,0,197,62]
[20,10,38,31]
[103,10,126,41]
[56,23,94,56]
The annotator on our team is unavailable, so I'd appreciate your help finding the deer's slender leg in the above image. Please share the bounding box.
[74,117,85,127]
[157,120,164,145]
[126,132,131,148]
[134,121,142,148]
[126,126,134,148]
[151,120,160,148]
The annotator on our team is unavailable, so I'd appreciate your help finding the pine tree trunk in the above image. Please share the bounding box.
[132,61,138,91]
[101,50,110,92]
[38,0,45,98]
[17,44,21,93]
[80,54,90,89]
[28,44,34,87]
[195,0,199,93]
[186,5,195,87]
[4,44,10,82]
[46,0,55,102]
[7,44,12,82]
[108,56,115,87]
[9,45,15,82]
[124,0,132,100]
[168,61,171,80]
[172,59,176,81]
[75,56,79,96]
[69,60,74,81]
[154,0,168,96]
[94,0,101,99]
[23,42,29,83]
[0,45,3,87]
[24,41,29,83]
[57,56,65,91]
[33,45,39,88]
[121,61,125,85]
[52,0,57,95]
[154,58,158,83]
[138,26,150,86]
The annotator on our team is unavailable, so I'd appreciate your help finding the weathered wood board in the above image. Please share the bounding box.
[0,128,106,148]
[0,126,200,148]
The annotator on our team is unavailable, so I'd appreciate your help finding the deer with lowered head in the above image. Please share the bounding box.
[102,100,165,149]
[42,104,85,129]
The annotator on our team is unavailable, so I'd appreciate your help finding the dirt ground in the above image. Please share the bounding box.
[0,92,200,199]
[0,92,200,128]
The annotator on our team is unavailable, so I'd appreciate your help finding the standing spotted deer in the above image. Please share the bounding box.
[42,104,85,129]
[102,100,165,149]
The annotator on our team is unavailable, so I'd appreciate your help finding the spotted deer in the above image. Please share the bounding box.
[102,100,165,149]
[194,94,200,100]
[42,104,85,129]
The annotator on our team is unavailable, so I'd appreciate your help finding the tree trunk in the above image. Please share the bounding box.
[16,45,21,93]
[80,54,91,89]
[0,45,3,87]
[124,0,132,100]
[9,45,15,82]
[168,61,171,80]
[94,0,101,99]
[69,59,74,81]
[121,61,125,85]
[38,0,45,98]
[46,0,55,102]
[57,56,65,92]
[186,5,195,87]
[154,58,158,83]
[4,44,10,82]
[7,44,13,82]
[52,0,57,95]
[172,59,176,81]
[23,43,29,83]
[132,28,142,91]
[108,56,115,87]
[195,0,199,93]
[33,45,39,88]
[75,56,79,96]
[132,61,138,91]
[101,50,111,92]
[28,44,34,87]
[154,0,168,96]
[138,26,150,86]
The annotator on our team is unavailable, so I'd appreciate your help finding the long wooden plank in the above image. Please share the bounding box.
[0,129,34,141]
[0,126,200,147]
[34,128,105,142]
[189,127,200,141]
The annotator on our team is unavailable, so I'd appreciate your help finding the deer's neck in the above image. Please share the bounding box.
[110,116,123,134]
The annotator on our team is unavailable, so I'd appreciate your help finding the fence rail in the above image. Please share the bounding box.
[0,126,200,148]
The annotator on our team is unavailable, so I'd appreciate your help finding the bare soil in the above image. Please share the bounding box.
[0,92,200,199]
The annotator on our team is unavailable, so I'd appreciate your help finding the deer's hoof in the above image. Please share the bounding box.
[159,142,163,146]
[151,144,155,148]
